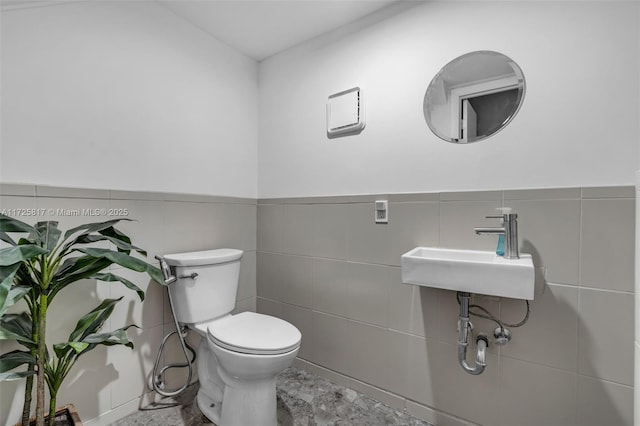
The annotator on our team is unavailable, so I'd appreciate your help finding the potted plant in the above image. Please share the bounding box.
[0,214,163,426]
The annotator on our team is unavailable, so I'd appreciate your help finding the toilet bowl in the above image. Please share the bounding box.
[192,312,300,426]
[163,249,301,426]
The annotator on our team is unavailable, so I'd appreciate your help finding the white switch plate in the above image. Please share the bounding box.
[375,200,388,224]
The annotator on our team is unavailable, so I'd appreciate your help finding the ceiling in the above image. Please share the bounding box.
[0,0,405,61]
[157,0,402,61]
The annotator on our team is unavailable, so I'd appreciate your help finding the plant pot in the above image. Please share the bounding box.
[16,404,83,426]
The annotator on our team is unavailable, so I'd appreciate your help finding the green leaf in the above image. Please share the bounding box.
[0,263,21,318]
[63,219,130,240]
[68,341,90,353]
[0,245,48,266]
[0,370,36,381]
[0,312,35,347]
[92,273,145,301]
[53,341,89,359]
[0,350,35,373]
[75,247,163,284]
[147,265,163,285]
[74,248,147,271]
[4,286,31,311]
[0,263,21,282]
[0,327,35,345]
[54,256,111,282]
[68,233,146,257]
[14,265,39,299]
[68,298,122,342]
[99,226,147,256]
[0,214,38,236]
[82,325,138,350]
[49,256,112,301]
[0,286,31,320]
[34,221,61,252]
[0,232,16,246]
[0,247,46,309]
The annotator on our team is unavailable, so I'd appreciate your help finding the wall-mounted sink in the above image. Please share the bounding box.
[401,247,534,300]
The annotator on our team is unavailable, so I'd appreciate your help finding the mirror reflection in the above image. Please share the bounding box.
[424,51,525,144]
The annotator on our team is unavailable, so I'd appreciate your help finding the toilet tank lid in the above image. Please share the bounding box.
[163,248,243,266]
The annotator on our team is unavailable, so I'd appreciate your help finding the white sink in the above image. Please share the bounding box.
[401,247,535,300]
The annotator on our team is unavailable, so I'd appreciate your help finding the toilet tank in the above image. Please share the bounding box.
[163,248,243,325]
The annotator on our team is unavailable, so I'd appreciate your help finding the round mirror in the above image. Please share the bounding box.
[423,51,525,144]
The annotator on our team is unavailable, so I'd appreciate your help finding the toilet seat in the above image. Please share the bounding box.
[206,312,301,355]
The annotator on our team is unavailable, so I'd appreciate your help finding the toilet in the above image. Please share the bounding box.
[163,248,301,426]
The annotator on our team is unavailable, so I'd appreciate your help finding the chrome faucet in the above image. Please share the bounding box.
[474,207,520,259]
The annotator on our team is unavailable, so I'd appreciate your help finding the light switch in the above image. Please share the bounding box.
[375,200,388,224]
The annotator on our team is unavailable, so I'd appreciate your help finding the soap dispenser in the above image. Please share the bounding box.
[496,234,505,256]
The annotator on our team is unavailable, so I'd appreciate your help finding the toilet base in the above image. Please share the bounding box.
[196,389,221,425]
[217,369,278,426]
[196,339,289,426]
[197,374,278,426]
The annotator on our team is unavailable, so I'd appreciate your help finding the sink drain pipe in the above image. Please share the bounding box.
[457,292,488,375]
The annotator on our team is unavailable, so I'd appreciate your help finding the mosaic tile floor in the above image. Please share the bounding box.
[111,367,434,426]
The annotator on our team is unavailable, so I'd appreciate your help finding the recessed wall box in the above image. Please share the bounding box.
[327,87,365,138]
